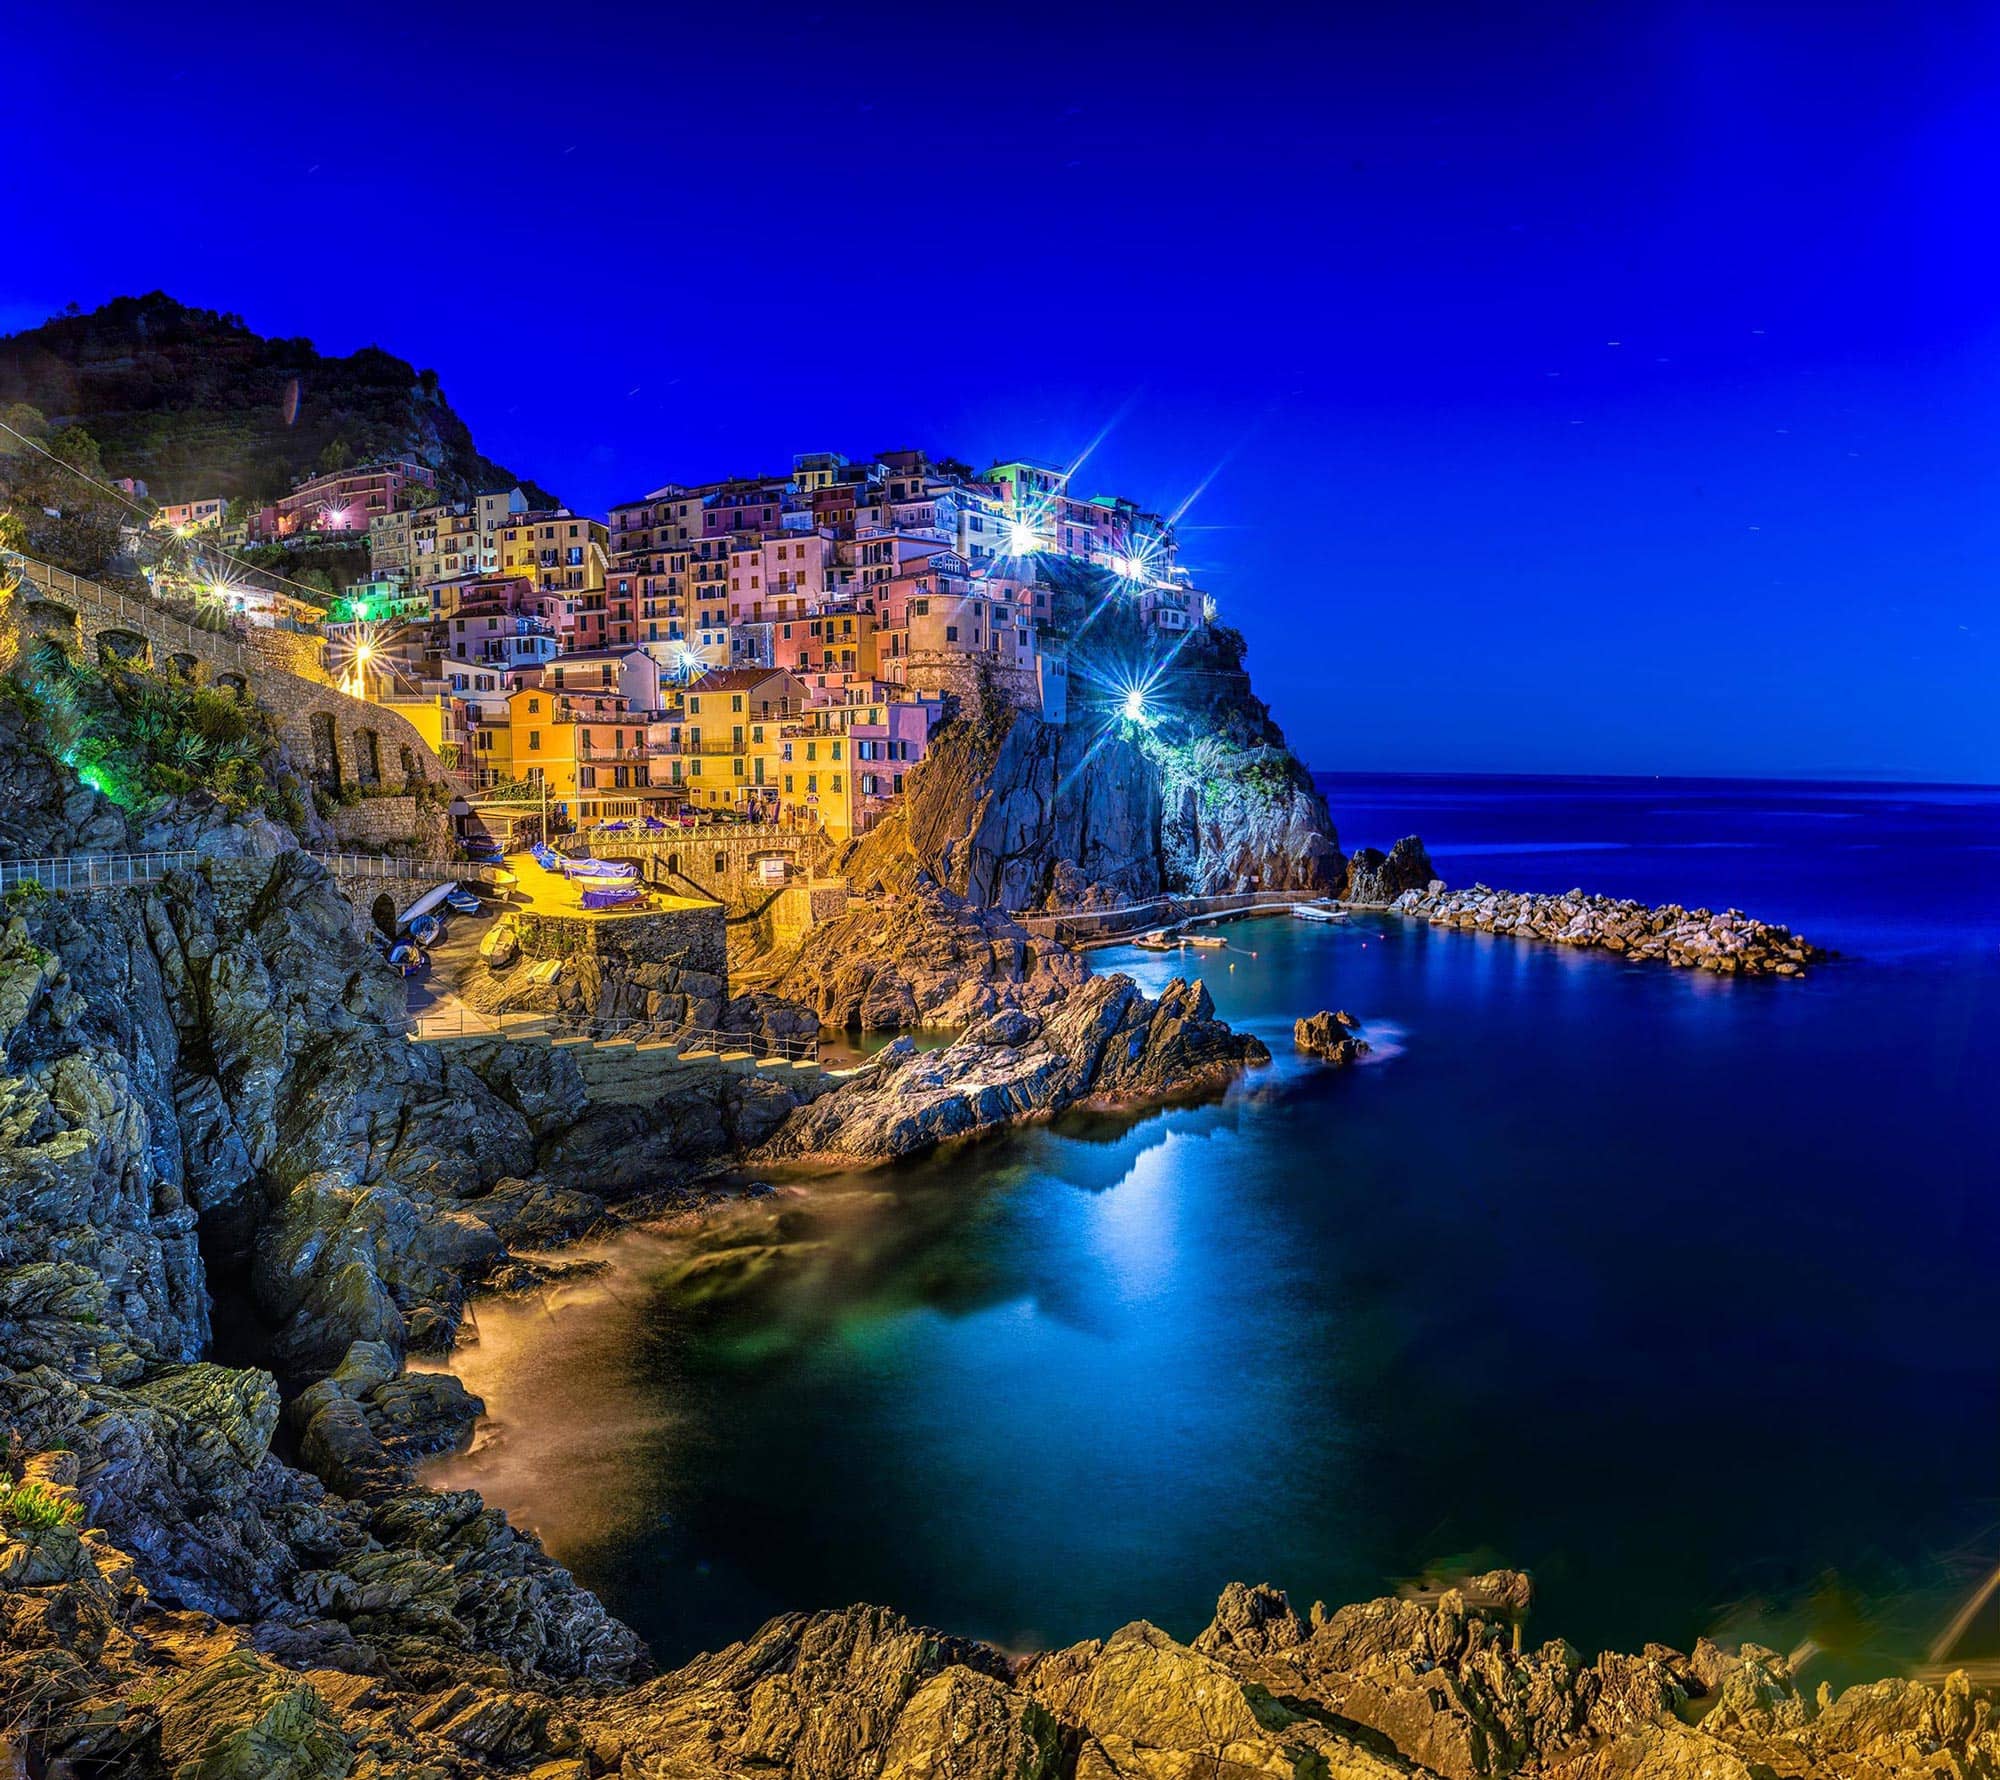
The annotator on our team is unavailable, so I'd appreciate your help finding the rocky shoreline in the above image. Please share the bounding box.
[4,1476,1987,1780]
[0,647,1871,1778]
[1389,880,1826,976]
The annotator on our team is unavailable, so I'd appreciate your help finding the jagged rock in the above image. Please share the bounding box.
[840,688,1341,915]
[1296,1009,1370,1063]
[1194,1580,1307,1657]
[1344,834,1437,905]
[0,693,131,858]
[779,880,1085,1031]
[135,790,299,857]
[155,1648,355,1780]
[759,974,1268,1163]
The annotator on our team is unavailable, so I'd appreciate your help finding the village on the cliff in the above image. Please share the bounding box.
[142,449,1201,840]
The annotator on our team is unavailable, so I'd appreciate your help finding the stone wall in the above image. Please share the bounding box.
[8,560,454,797]
[513,902,728,980]
[330,797,420,848]
[590,826,833,914]
[898,651,1042,717]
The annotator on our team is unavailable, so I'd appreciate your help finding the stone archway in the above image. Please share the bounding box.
[97,627,149,667]
[370,893,396,939]
[309,711,341,786]
[214,672,248,697]
[353,728,382,788]
[22,596,79,642]
[167,652,200,680]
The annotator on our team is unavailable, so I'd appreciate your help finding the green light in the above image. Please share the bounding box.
[78,765,113,797]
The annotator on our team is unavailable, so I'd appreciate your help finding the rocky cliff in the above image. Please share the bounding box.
[834,621,1343,916]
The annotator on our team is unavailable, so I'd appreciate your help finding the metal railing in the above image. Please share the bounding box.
[1015,889,1317,946]
[9,555,251,672]
[0,849,447,896]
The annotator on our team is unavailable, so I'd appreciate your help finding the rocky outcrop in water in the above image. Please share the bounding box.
[1392,882,1825,976]
[1296,1007,1369,1063]
[759,973,1268,1163]
[1345,833,1438,905]
[777,880,1085,1032]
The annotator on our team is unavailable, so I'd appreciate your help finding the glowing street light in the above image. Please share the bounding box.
[1007,519,1042,556]
[1122,685,1148,723]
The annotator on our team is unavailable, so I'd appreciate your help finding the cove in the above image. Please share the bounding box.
[424,775,2000,1682]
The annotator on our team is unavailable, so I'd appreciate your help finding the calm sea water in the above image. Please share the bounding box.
[428,775,2000,1679]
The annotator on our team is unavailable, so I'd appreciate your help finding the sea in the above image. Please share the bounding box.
[422,774,2000,1683]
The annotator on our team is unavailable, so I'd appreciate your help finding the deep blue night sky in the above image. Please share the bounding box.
[11,2,1998,779]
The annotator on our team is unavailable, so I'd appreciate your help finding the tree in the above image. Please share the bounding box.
[48,425,105,476]
[317,437,353,474]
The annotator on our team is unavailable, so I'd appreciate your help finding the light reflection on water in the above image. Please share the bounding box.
[423,777,2000,1679]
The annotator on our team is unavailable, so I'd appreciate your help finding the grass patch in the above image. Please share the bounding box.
[0,1479,84,1531]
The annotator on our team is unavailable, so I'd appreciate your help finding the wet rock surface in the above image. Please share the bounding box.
[1392,882,1826,976]
[1297,1008,1370,1063]
[759,974,1270,1163]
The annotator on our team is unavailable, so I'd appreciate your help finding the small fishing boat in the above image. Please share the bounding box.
[1133,930,1177,951]
[408,912,444,947]
[581,883,643,910]
[1182,933,1228,949]
[444,889,483,916]
[387,941,427,977]
[1292,902,1348,923]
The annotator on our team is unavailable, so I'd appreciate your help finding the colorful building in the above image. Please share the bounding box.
[262,460,435,539]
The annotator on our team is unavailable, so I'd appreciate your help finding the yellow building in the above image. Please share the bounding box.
[776,723,857,839]
[499,513,611,597]
[504,686,671,825]
[672,668,805,816]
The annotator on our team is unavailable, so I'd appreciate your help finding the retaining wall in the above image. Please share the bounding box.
[8,557,456,797]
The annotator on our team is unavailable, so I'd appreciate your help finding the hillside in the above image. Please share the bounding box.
[0,293,553,507]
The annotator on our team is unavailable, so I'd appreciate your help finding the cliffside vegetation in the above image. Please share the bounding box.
[0,293,555,508]
[3,633,300,824]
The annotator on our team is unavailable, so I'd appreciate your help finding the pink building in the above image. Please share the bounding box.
[262,460,436,539]
[849,697,942,831]
[700,478,788,539]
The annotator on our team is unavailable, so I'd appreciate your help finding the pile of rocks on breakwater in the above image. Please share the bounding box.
[1389,882,1826,976]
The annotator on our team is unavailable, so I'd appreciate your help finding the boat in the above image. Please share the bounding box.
[386,941,427,978]
[1133,930,1177,952]
[408,912,444,947]
[1292,902,1348,923]
[1182,933,1228,949]
[581,883,644,910]
[563,855,641,881]
[444,889,483,916]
